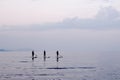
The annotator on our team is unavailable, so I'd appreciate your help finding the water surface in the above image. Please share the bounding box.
[0,51,119,80]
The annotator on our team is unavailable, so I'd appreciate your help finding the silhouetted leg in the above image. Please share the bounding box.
[57,57,59,62]
[32,57,34,61]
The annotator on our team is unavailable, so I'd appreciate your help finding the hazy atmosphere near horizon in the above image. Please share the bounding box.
[0,0,120,52]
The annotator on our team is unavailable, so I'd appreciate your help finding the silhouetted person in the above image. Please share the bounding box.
[44,50,46,61]
[56,51,59,62]
[32,50,34,61]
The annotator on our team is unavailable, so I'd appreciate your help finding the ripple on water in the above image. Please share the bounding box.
[46,67,96,70]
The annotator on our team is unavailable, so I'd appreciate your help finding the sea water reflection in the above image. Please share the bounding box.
[0,51,119,80]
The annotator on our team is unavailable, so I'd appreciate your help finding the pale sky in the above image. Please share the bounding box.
[0,0,120,52]
[0,0,120,25]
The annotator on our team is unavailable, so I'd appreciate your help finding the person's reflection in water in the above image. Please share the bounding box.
[31,60,35,80]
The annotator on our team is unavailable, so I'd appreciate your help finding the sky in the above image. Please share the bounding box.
[0,0,120,52]
[1,0,120,25]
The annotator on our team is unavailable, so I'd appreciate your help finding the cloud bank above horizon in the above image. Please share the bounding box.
[0,6,120,31]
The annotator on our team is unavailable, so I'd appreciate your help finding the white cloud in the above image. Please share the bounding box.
[0,6,120,31]
[96,6,120,20]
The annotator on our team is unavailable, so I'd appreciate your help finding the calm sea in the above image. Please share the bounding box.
[0,51,120,80]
